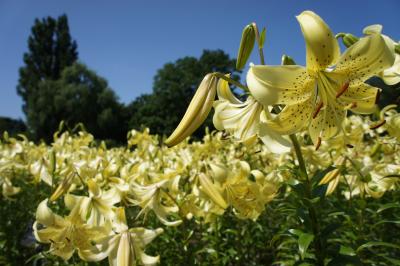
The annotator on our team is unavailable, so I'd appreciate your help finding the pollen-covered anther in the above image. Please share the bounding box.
[335,82,350,98]
[312,101,324,119]
[315,137,322,151]
[369,119,386,130]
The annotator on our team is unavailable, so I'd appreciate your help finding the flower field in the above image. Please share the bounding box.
[1,108,400,265]
[1,10,400,266]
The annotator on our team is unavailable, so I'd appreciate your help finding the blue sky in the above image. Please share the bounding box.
[1,0,399,120]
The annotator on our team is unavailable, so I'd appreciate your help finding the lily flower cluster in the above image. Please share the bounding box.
[1,108,399,264]
[0,10,399,265]
[167,11,399,151]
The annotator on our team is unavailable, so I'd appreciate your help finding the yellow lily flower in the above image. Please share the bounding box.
[213,78,291,153]
[33,199,107,260]
[64,179,121,226]
[79,208,163,266]
[1,177,20,199]
[130,179,182,226]
[247,11,394,144]
[363,24,400,85]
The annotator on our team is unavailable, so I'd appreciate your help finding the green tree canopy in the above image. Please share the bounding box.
[28,63,127,143]
[0,117,27,137]
[17,14,78,138]
[127,49,240,138]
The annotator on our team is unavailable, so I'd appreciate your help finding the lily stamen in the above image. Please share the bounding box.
[313,101,324,118]
[370,119,386,129]
[336,82,350,98]
[315,137,322,151]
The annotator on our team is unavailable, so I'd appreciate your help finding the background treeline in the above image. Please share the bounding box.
[1,14,399,143]
[0,14,240,143]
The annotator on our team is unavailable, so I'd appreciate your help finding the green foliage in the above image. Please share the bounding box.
[17,14,78,120]
[4,179,399,265]
[127,49,241,138]
[0,117,27,137]
[27,63,127,143]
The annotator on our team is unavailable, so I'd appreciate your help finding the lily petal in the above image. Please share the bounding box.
[297,10,340,71]
[247,65,314,106]
[335,34,395,83]
[338,83,379,114]
[117,233,133,266]
[131,227,164,246]
[309,102,346,143]
[79,235,119,262]
[363,24,382,35]
[213,96,262,142]
[380,54,400,85]
[264,98,314,135]
[216,77,242,104]
[140,252,160,266]
[36,199,55,226]
[258,123,292,154]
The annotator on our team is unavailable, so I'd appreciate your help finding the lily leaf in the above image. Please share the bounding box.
[357,241,400,253]
[298,233,314,260]
[377,202,400,213]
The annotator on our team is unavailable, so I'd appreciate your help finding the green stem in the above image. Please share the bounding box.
[212,72,249,92]
[289,134,324,265]
[289,134,308,180]
[252,23,265,65]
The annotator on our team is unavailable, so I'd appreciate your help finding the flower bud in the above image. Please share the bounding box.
[49,172,75,202]
[165,74,218,147]
[395,44,400,55]
[281,55,296,65]
[198,173,227,209]
[236,24,256,70]
[344,34,359,46]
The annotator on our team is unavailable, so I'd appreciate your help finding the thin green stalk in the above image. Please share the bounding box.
[289,133,324,265]
[252,23,265,65]
[289,134,308,180]
[212,72,249,92]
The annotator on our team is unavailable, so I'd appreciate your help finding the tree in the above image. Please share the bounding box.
[28,63,127,143]
[0,117,27,137]
[16,14,78,135]
[127,49,240,138]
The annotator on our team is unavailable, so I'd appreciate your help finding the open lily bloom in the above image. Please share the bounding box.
[363,24,400,85]
[130,179,182,226]
[64,179,121,226]
[213,78,291,153]
[80,208,163,266]
[33,199,107,260]
[247,11,395,144]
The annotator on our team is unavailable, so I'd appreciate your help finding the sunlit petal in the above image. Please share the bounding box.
[296,10,340,71]
[335,34,395,83]
[247,65,314,106]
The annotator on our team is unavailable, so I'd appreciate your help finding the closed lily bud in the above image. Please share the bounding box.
[198,173,228,209]
[336,33,359,48]
[395,44,400,55]
[236,24,256,70]
[165,74,218,147]
[49,172,75,202]
[281,54,296,65]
